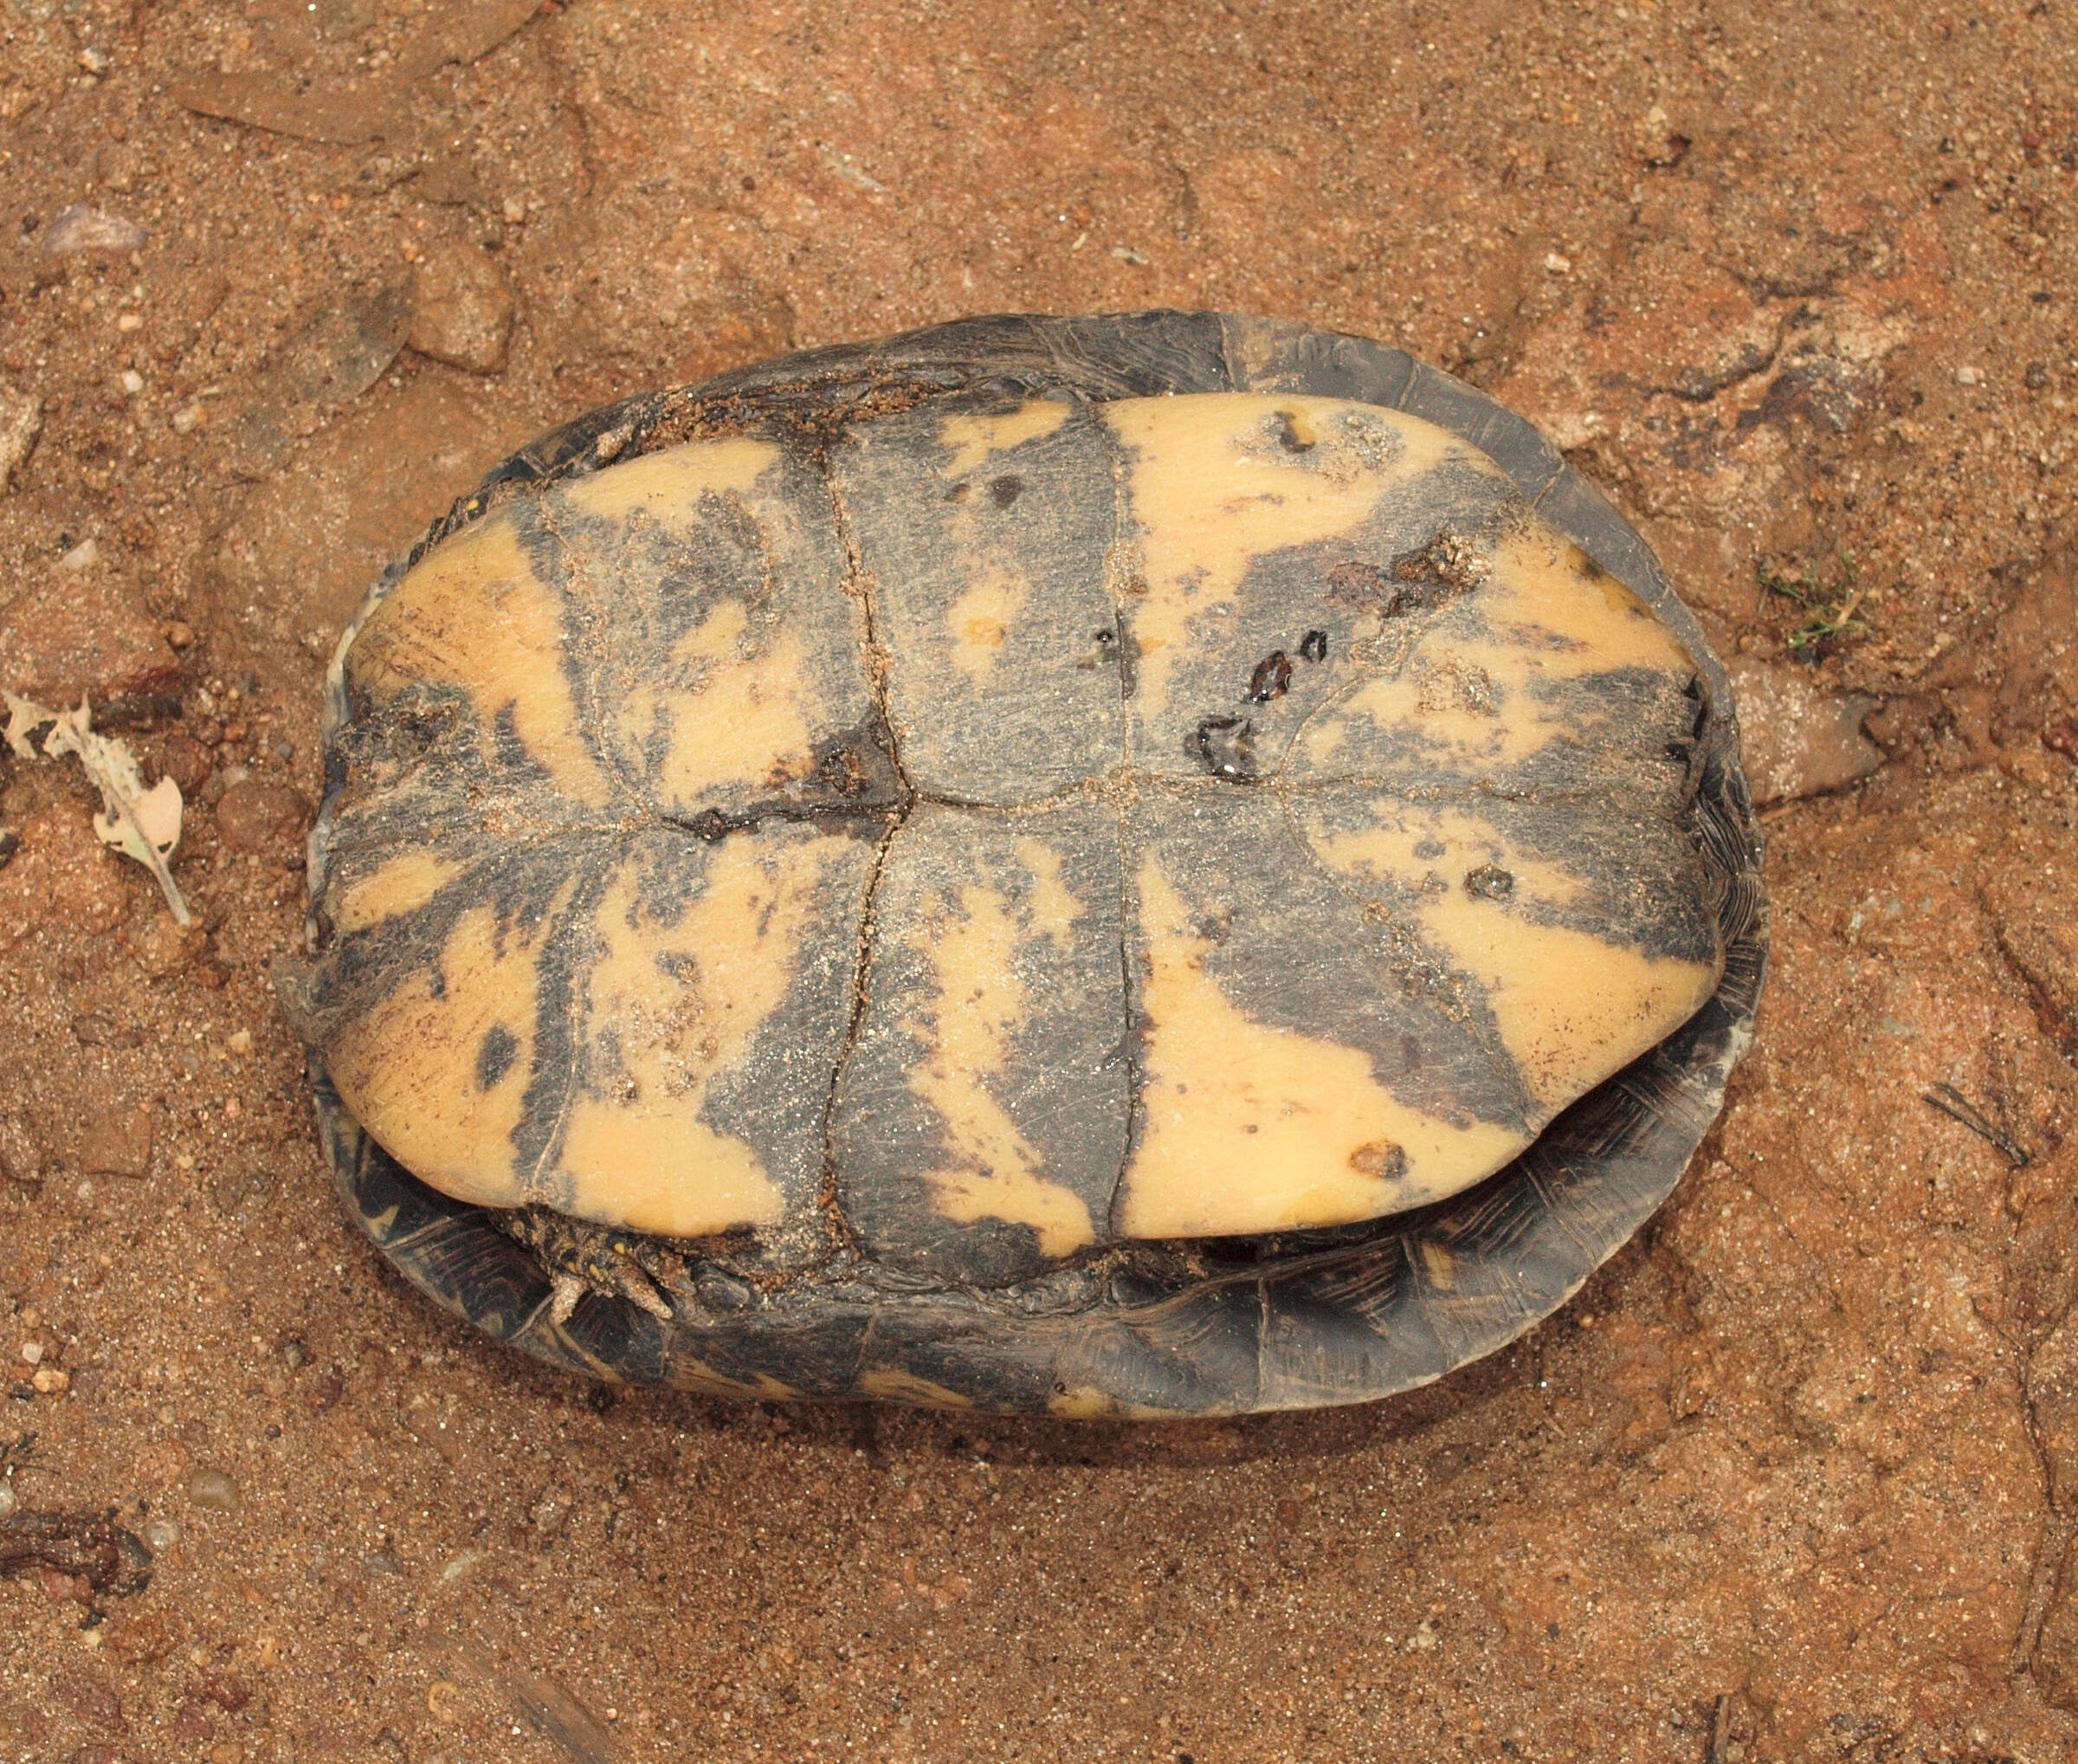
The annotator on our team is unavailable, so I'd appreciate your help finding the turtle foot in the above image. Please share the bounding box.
[499,1208,687,1326]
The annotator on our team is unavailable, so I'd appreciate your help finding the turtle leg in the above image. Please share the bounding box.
[498,1208,687,1327]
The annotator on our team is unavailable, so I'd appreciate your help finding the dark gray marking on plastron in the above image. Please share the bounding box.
[475,1024,518,1090]
[831,799,1131,1286]
[1283,783,1724,974]
[1126,790,1536,1137]
[533,443,894,823]
[674,822,885,1270]
[1128,456,1520,782]
[831,391,1124,804]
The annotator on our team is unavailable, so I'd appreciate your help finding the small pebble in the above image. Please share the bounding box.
[19,1341,42,1365]
[32,1367,70,1393]
[188,1467,240,1511]
[171,403,203,435]
[43,204,148,256]
[0,1482,16,1518]
[116,313,144,333]
[215,779,313,855]
[0,386,41,493]
[77,46,111,73]
[119,369,144,393]
[56,536,101,572]
[1954,365,1981,385]
[144,1516,179,1551]
[406,240,518,374]
[1543,250,1572,275]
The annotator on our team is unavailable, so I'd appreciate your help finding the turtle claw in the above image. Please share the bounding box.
[548,1272,588,1328]
[501,1208,686,1327]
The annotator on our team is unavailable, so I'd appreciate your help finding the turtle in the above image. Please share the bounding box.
[276,311,1766,1418]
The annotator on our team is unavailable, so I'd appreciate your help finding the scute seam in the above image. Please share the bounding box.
[812,450,920,1268]
[1092,404,1142,1238]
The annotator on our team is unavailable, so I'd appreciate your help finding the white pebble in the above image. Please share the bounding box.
[18,1341,41,1365]
[1544,251,1572,275]
[120,370,144,394]
[56,537,100,572]
[1955,365,1981,385]
[188,1467,239,1510]
[144,1516,180,1550]
[0,1483,16,1520]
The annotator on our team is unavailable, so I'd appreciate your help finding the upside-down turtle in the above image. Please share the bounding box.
[277,312,1766,1416]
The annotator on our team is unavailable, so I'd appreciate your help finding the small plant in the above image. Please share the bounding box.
[1759,553,1868,656]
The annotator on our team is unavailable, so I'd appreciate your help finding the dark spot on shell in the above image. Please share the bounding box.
[1192,715,1255,780]
[1414,837,1446,860]
[1300,629,1329,663]
[1246,651,1293,704]
[815,744,870,797]
[687,808,730,842]
[1464,865,1515,901]
[1383,533,1485,615]
[1326,560,1392,608]
[476,1024,518,1090]
[945,482,971,503]
[1275,410,1314,453]
[990,475,1023,508]
[491,701,546,777]
[1348,1140,1406,1180]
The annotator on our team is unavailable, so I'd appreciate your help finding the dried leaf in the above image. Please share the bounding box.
[25,697,192,927]
[3,690,53,759]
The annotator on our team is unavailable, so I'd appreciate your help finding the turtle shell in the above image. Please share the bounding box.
[289,312,1766,1417]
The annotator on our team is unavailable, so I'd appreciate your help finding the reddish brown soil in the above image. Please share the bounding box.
[3,3,2077,1760]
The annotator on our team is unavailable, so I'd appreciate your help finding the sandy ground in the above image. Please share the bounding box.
[2,1,2077,1758]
